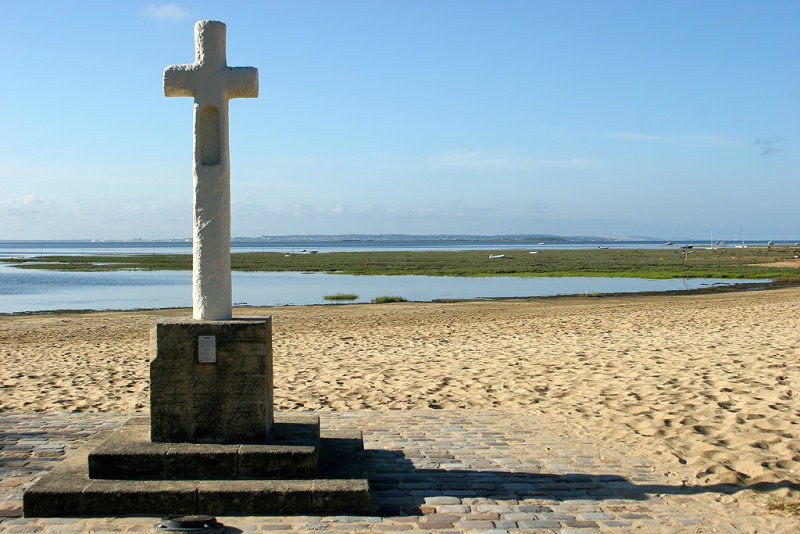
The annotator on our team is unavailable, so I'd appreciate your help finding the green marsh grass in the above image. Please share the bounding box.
[3,247,799,281]
[371,296,407,304]
[323,293,358,301]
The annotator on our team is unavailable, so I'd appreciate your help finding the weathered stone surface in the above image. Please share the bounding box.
[81,479,197,517]
[196,479,313,515]
[150,317,272,443]
[23,420,369,517]
[166,443,239,479]
[90,414,319,480]
[238,444,317,479]
[23,447,88,517]
[312,479,371,515]
[89,419,171,479]
[164,20,258,321]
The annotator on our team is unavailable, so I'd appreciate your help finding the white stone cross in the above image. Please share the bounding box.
[164,20,258,321]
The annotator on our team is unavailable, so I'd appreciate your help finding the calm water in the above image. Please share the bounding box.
[0,263,765,314]
[0,239,780,313]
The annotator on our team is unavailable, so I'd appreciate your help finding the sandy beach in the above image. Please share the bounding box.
[1,286,798,492]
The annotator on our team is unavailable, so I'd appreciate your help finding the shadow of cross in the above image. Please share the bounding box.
[364,447,800,517]
[163,20,258,321]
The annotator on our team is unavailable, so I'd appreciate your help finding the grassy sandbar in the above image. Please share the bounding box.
[2,247,799,280]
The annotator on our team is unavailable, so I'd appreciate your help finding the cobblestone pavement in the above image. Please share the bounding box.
[1,411,797,533]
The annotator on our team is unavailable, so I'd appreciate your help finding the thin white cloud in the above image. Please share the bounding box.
[603,131,737,147]
[606,132,673,142]
[438,151,595,169]
[0,194,47,210]
[0,165,55,178]
[440,151,517,167]
[289,204,314,216]
[142,4,190,21]
[530,158,595,169]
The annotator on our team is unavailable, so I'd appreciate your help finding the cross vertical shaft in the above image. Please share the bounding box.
[163,20,258,320]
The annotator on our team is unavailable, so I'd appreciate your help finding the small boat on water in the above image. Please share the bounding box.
[488,254,505,259]
[665,241,673,246]
[734,227,747,248]
[597,246,609,249]
[705,231,716,250]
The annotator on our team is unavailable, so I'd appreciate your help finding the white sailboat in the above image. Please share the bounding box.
[734,227,747,248]
[705,231,716,250]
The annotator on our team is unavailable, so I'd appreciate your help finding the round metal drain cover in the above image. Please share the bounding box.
[156,515,224,532]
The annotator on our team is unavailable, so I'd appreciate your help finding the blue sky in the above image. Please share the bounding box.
[1,1,797,240]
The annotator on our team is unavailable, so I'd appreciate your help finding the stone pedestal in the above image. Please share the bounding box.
[22,316,370,517]
[150,318,273,443]
[23,414,370,517]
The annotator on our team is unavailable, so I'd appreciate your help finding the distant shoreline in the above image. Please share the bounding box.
[2,233,798,245]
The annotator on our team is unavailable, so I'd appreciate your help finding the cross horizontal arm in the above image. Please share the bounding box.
[224,67,259,99]
[163,64,196,97]
[164,65,258,101]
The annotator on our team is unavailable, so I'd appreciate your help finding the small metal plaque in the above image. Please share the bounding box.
[198,335,216,363]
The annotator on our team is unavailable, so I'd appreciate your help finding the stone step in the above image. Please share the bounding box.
[88,414,320,480]
[24,428,369,517]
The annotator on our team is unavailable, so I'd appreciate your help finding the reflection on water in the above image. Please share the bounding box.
[0,264,766,314]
